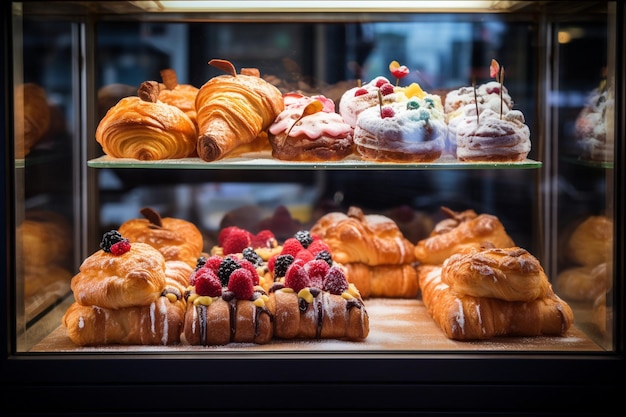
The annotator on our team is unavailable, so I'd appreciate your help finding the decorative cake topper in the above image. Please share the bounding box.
[490,59,505,119]
[389,60,410,86]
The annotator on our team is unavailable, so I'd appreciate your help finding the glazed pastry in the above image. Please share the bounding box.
[266,258,369,341]
[455,108,531,162]
[158,68,199,132]
[182,254,273,345]
[195,59,284,161]
[418,260,574,341]
[567,215,613,267]
[414,207,515,265]
[268,93,354,161]
[118,207,204,269]
[310,206,417,298]
[63,231,188,346]
[14,83,51,158]
[95,81,197,160]
[338,76,401,128]
[353,96,447,163]
[97,83,136,121]
[555,263,610,302]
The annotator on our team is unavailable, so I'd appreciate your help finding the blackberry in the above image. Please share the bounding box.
[273,254,294,278]
[315,250,333,267]
[294,230,313,248]
[195,256,207,271]
[217,256,241,286]
[100,230,124,253]
[242,247,263,266]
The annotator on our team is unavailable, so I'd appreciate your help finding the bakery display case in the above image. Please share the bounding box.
[2,1,624,415]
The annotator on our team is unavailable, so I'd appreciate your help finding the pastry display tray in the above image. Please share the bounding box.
[30,298,602,353]
[88,154,543,170]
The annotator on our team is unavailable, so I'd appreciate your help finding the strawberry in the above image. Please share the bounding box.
[238,258,260,285]
[305,259,330,289]
[323,265,349,295]
[280,238,305,258]
[227,268,254,300]
[194,269,223,297]
[283,262,310,293]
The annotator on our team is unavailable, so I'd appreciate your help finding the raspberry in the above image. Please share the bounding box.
[281,238,305,258]
[110,240,131,256]
[222,229,252,255]
[204,255,224,274]
[381,107,395,119]
[252,230,276,248]
[218,226,240,246]
[323,265,349,295]
[354,88,368,97]
[218,256,241,286]
[238,258,260,285]
[194,269,223,297]
[267,254,278,273]
[307,240,331,256]
[314,250,333,267]
[242,247,263,266]
[305,259,330,289]
[228,269,254,300]
[379,83,395,96]
[294,230,314,248]
[273,254,295,278]
[375,77,390,88]
[295,249,314,263]
[284,262,310,293]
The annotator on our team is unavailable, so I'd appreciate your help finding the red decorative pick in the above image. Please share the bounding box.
[389,60,410,86]
[490,59,505,119]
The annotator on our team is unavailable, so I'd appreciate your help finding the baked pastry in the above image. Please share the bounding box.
[338,76,401,129]
[414,207,515,265]
[455,108,531,162]
[195,59,284,161]
[158,68,199,132]
[268,93,354,161]
[266,257,369,341]
[14,82,51,158]
[118,207,204,269]
[310,206,418,298]
[555,263,609,302]
[575,84,614,162]
[63,231,188,346]
[353,96,447,162]
[418,248,574,340]
[444,81,514,115]
[182,254,273,345]
[97,83,137,121]
[567,215,613,267]
[95,81,197,160]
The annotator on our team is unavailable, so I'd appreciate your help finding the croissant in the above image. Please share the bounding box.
[567,215,613,267]
[310,206,415,266]
[414,207,514,265]
[96,81,197,160]
[555,263,610,301]
[267,286,369,341]
[158,68,199,132]
[118,207,205,269]
[195,59,284,161]
[14,83,51,158]
[418,263,574,341]
[344,262,419,299]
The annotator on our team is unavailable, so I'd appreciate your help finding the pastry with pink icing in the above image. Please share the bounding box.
[268,93,354,161]
[338,76,402,129]
[353,96,447,163]
[455,108,531,162]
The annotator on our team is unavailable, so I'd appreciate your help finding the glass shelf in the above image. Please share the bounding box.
[88,153,543,170]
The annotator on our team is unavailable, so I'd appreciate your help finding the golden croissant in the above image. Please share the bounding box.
[195,59,284,161]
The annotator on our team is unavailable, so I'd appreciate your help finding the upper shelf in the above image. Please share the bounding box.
[88,153,542,170]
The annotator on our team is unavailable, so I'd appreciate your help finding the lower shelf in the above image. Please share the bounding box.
[30,298,604,353]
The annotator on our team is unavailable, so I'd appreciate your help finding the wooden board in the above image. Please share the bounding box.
[30,298,603,352]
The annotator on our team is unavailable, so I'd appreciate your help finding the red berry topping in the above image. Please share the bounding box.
[252,229,276,248]
[110,240,131,256]
[283,262,310,293]
[222,229,253,255]
[354,88,368,97]
[227,268,254,300]
[307,239,331,256]
[194,269,223,297]
[305,259,330,289]
[379,83,395,96]
[267,254,278,272]
[237,258,260,285]
[218,226,240,246]
[381,107,395,118]
[486,87,500,95]
[375,78,390,88]
[280,238,305,258]
[204,255,224,274]
[295,249,315,263]
[323,265,349,295]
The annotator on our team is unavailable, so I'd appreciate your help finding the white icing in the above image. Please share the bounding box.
[339,76,400,128]
[453,297,465,335]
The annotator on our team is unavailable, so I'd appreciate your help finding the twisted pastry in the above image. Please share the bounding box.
[96,81,197,160]
[195,59,284,161]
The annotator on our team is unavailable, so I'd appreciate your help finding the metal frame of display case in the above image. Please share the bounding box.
[1,1,624,415]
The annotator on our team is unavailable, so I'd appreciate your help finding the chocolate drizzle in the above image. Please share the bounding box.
[315,293,324,339]
[198,304,208,345]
